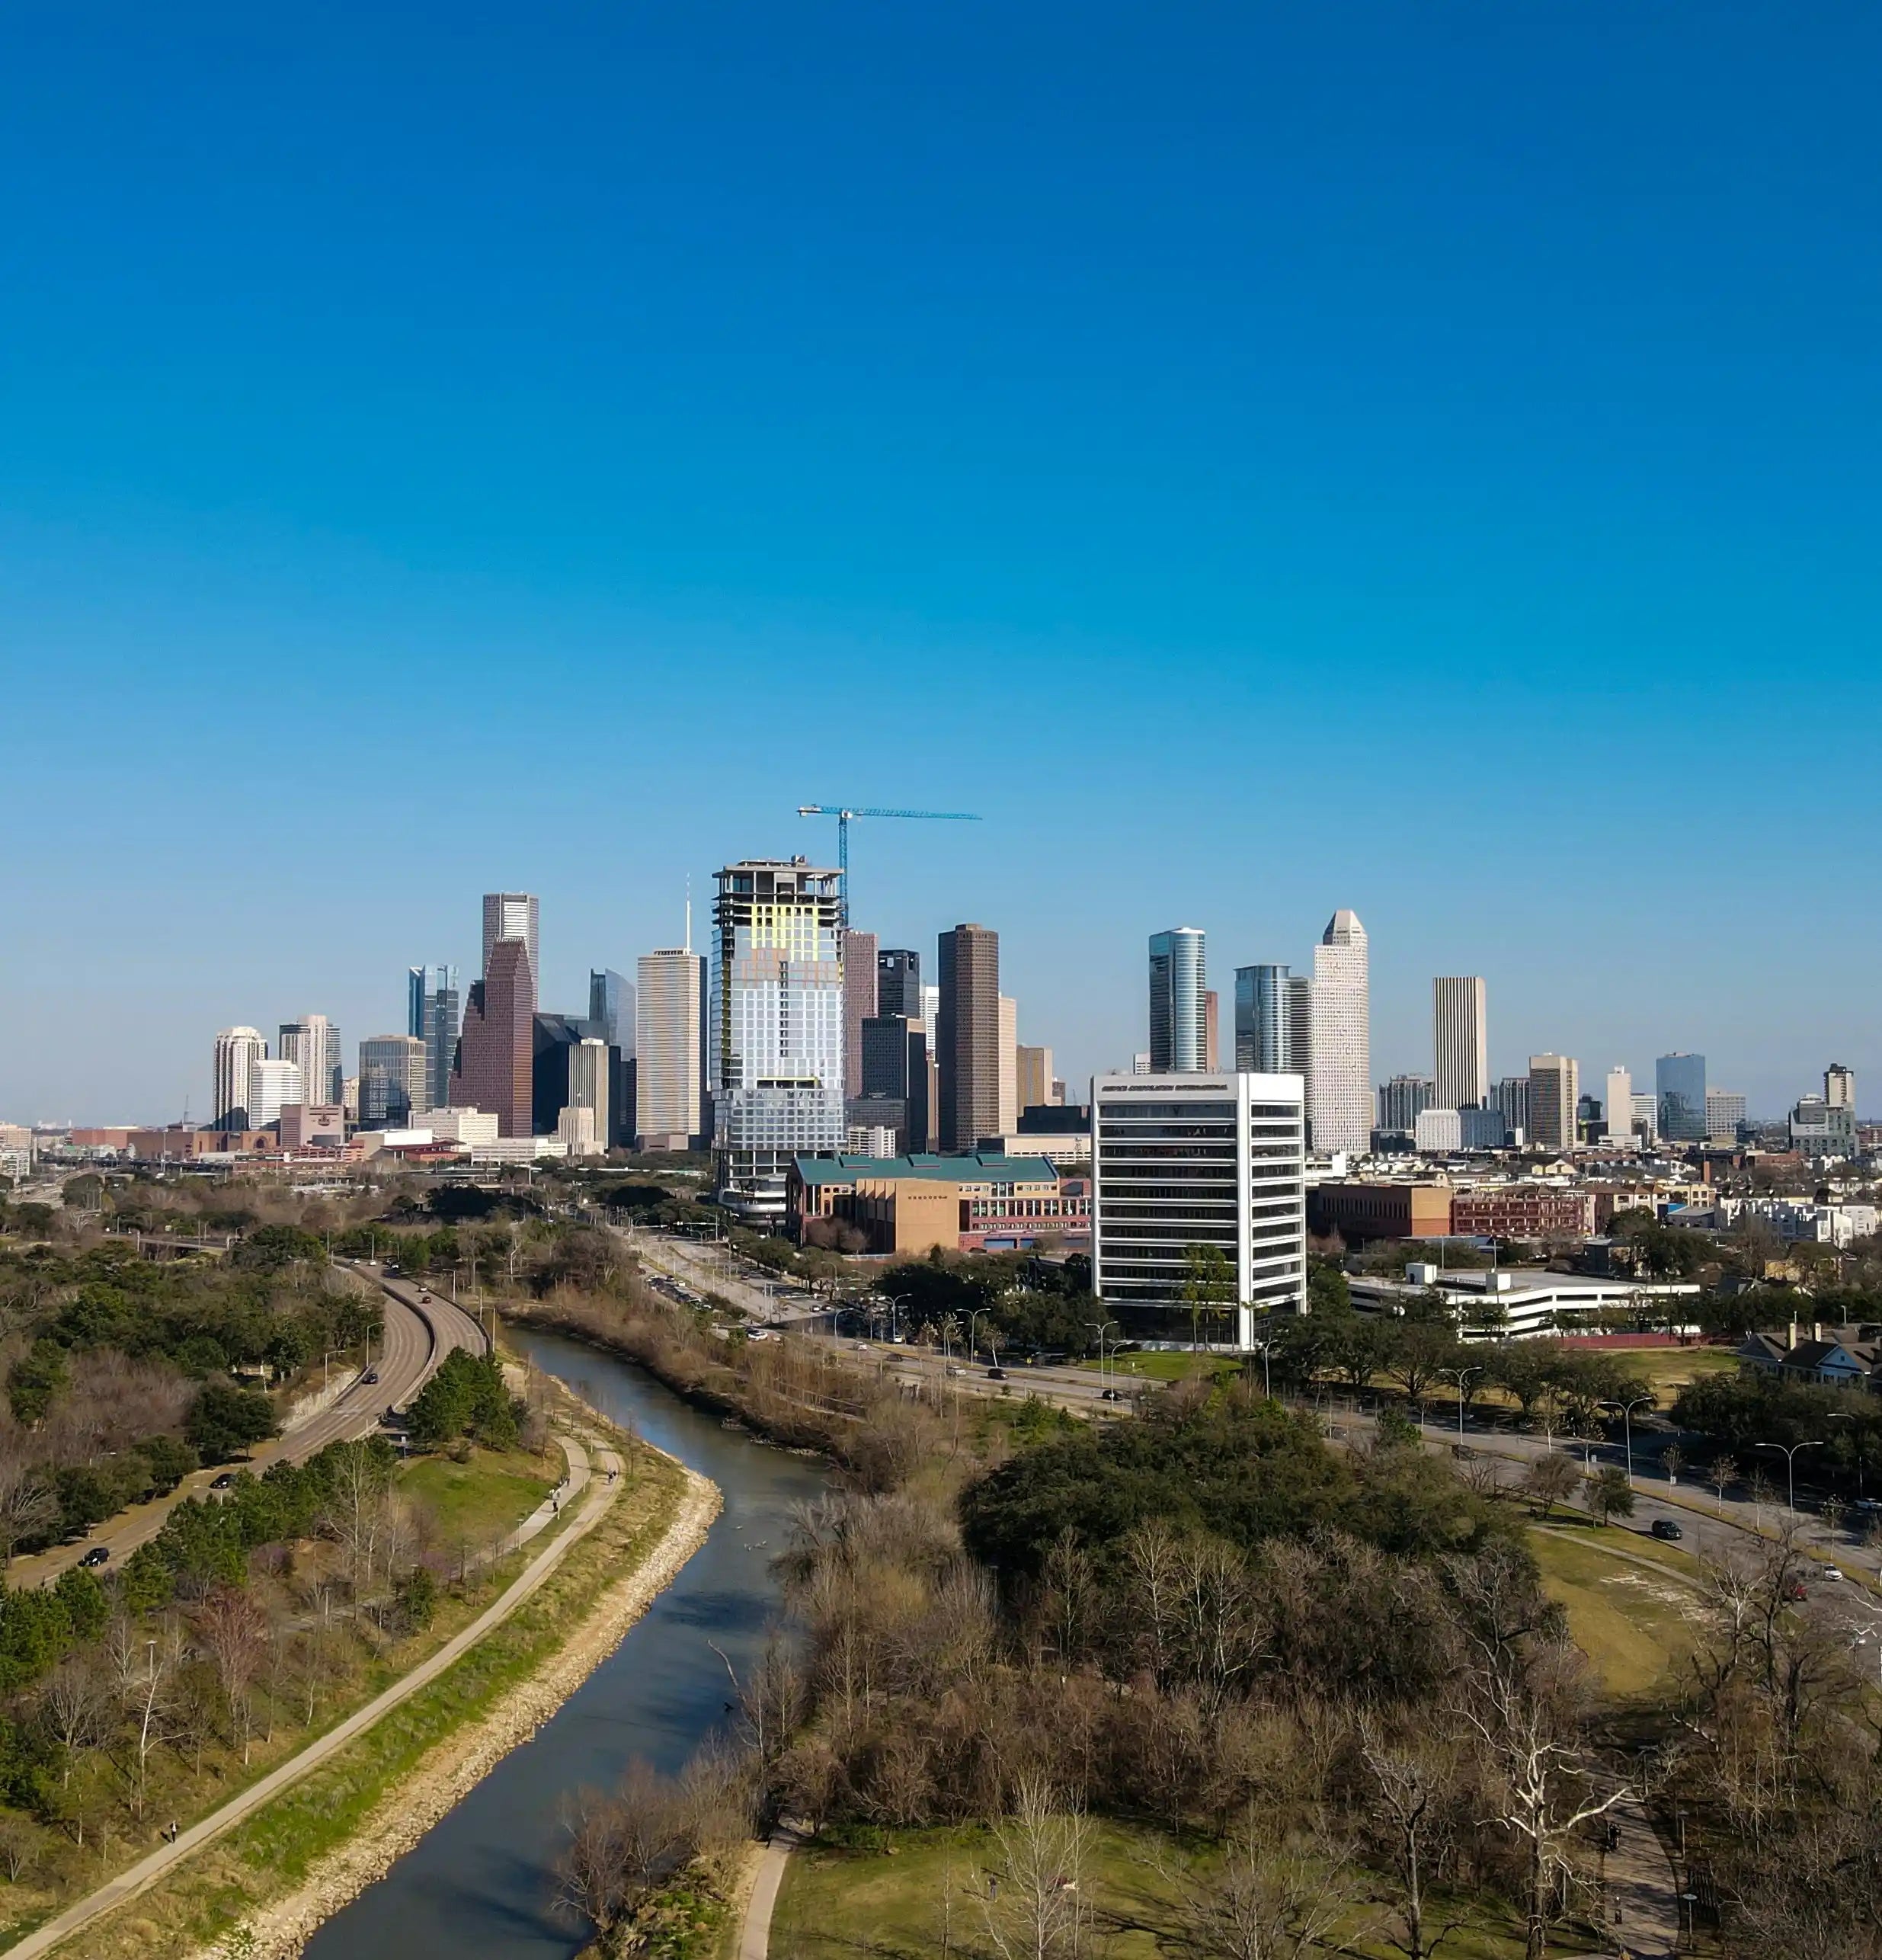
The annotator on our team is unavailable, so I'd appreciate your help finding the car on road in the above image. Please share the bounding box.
[363,1369,379,1385]
[1650,1519,1684,1541]
[210,1472,236,1491]
[78,1546,110,1568]
[987,1366,1007,1381]
[1821,1564,1845,1581]
[1100,1386,1121,1401]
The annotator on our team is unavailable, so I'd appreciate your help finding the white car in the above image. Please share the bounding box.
[1820,1565,1845,1581]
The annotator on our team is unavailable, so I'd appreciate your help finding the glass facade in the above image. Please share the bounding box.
[408,966,461,1112]
[1656,1052,1708,1142]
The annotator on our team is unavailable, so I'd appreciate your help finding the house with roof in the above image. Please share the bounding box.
[1735,1323,1882,1389]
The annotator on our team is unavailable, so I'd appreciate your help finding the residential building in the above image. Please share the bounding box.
[1147,927,1208,1072]
[841,928,878,1104]
[998,994,1019,1132]
[1827,1062,1857,1110]
[937,924,1000,1153]
[845,1123,899,1158]
[790,1151,1090,1257]
[1413,1107,1462,1155]
[1091,1071,1307,1343]
[712,859,845,1215]
[1432,977,1489,1111]
[1234,965,1291,1074]
[565,1036,610,1150]
[1791,1093,1858,1163]
[635,946,708,1151]
[1527,1055,1579,1151]
[876,947,923,1020]
[1603,1067,1634,1143]
[1378,1075,1435,1136]
[246,1058,303,1128]
[358,1035,427,1126]
[278,1016,341,1107]
[1016,1045,1054,1113]
[482,892,539,985]
[1656,1052,1708,1142]
[211,1026,267,1131]
[1310,911,1370,1155]
[1451,1186,1599,1241]
[407,966,461,1112]
[450,937,536,1135]
[1493,1075,1531,1140]
[1705,1089,1747,1142]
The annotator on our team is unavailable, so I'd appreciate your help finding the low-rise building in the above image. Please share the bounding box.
[1309,1180,1454,1243]
[1736,1324,1882,1388]
[1352,1267,1701,1340]
[789,1151,1088,1257]
[1450,1185,1599,1241]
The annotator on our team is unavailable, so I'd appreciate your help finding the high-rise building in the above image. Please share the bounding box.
[1310,912,1370,1155]
[859,1014,928,1153]
[1287,977,1313,1124]
[1791,1090,1858,1161]
[531,1014,587,1136]
[1705,1089,1747,1142]
[587,969,632,1053]
[1234,966,1291,1073]
[1528,1055,1580,1151]
[1091,1069,1307,1343]
[482,892,539,986]
[635,946,708,1151]
[1016,1045,1054,1113]
[1604,1067,1634,1142]
[1493,1075,1531,1139]
[1147,927,1208,1072]
[1653,1052,1708,1142]
[407,966,461,1113]
[1826,1063,1856,1110]
[1377,1075,1435,1135]
[1432,977,1489,1112]
[998,994,1019,1134]
[451,937,536,1135]
[876,948,923,1020]
[711,860,845,1212]
[1631,1092,1659,1142]
[277,1016,341,1107]
[1204,990,1218,1071]
[358,1035,427,1126]
[937,924,1000,1152]
[246,1058,303,1129]
[211,1027,267,1131]
[565,1037,610,1148]
[841,929,878,1105]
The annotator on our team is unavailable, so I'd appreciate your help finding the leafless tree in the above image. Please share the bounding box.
[37,1651,109,1785]
[0,1814,37,1883]
[1154,1809,1363,1960]
[195,1584,269,1763]
[107,1614,187,1821]
[322,1440,394,1595]
[1359,1721,1466,1960]
[980,1777,1092,1960]
[0,1452,59,1564]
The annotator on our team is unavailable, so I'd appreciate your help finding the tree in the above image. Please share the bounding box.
[979,1778,1092,1960]
[0,1456,59,1565]
[1379,1320,1458,1411]
[1586,1466,1634,1526]
[1157,1810,1361,1960]
[1359,1722,1466,1960]
[194,1585,268,1763]
[1521,1454,1580,1523]
[1180,1245,1238,1352]
[187,1382,279,1462]
[1708,1456,1738,1505]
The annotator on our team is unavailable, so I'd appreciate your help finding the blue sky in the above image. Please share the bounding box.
[3,3,1877,1123]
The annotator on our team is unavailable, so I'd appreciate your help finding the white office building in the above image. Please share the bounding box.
[211,1026,267,1130]
[1413,1106,1463,1154]
[1706,1089,1746,1142]
[998,994,1019,1133]
[246,1058,304,1128]
[1310,911,1370,1156]
[565,1036,610,1150]
[482,892,540,987]
[277,1016,340,1107]
[1432,976,1488,1112]
[1604,1067,1634,1142]
[1091,1070,1307,1347]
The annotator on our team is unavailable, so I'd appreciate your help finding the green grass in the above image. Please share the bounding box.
[1529,1525,1704,1699]
[1082,1350,1236,1384]
[1610,1344,1740,1406]
[400,1445,557,1544]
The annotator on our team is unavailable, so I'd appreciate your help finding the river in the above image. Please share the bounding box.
[302,1326,827,1960]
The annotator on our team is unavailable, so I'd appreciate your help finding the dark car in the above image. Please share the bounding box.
[210,1472,236,1491]
[987,1366,1007,1381]
[1099,1386,1121,1402]
[78,1546,110,1568]
[363,1369,379,1385]
[1650,1519,1684,1541]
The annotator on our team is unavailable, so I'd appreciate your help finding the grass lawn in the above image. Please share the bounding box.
[1084,1350,1237,1384]
[1529,1525,1705,1699]
[1611,1344,1740,1406]
[401,1444,558,1545]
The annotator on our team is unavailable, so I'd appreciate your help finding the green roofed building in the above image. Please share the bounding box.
[788,1152,1090,1256]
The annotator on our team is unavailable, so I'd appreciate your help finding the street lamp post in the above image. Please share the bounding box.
[967,1309,991,1369]
[1602,1395,1654,1489]
[1085,1318,1119,1394]
[1441,1366,1484,1442]
[1755,1437,1826,1517]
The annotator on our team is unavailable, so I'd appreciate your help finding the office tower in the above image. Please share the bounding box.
[1791,1089,1858,1161]
[1147,927,1208,1072]
[531,1014,586,1135]
[1827,1063,1856,1110]
[1432,977,1489,1111]
[1310,911,1369,1155]
[246,1058,303,1128]
[1287,977,1313,1113]
[211,1027,267,1131]
[1131,1053,1152,1074]
[1204,991,1218,1071]
[1631,1091,1660,1142]
[841,928,878,1103]
[565,1037,610,1147]
[587,969,633,1053]
[1527,1055,1580,1151]
[1705,1089,1746,1142]
[450,937,536,1135]
[859,1014,928,1152]
[407,965,461,1112]
[636,946,708,1150]
[358,1035,427,1126]
[1091,1070,1307,1343]
[277,1016,341,1107]
[998,994,1019,1134]
[920,983,939,1049]
[711,860,844,1210]
[1460,1105,1509,1148]
[1016,1045,1054,1113]
[482,892,539,985]
[1377,1075,1435,1135]
[1604,1067,1634,1142]
[1654,1052,1707,1142]
[876,948,922,1020]
[1493,1075,1531,1138]
[937,924,1000,1152]
[1234,966,1291,1073]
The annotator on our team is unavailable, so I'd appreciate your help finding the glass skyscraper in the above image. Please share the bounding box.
[408,966,461,1113]
[1656,1052,1708,1142]
[1147,927,1207,1072]
[1234,964,1292,1073]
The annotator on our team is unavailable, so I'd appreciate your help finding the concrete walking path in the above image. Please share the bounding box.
[1601,1798,1683,1960]
[738,1828,801,1960]
[11,1432,617,1959]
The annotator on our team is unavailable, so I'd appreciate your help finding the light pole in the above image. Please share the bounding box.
[1755,1437,1825,1517]
[1085,1318,1119,1394]
[1602,1395,1654,1489]
[886,1294,914,1343]
[1441,1366,1484,1442]
[967,1309,991,1369]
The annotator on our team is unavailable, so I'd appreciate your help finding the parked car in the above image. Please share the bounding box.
[210,1472,236,1491]
[78,1546,110,1568]
[1650,1519,1684,1541]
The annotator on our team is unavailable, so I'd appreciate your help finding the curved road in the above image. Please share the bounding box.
[12,1261,485,1590]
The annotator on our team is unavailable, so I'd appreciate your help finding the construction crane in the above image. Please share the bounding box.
[796,803,981,924]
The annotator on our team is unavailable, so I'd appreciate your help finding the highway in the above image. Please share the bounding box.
[12,1260,485,1588]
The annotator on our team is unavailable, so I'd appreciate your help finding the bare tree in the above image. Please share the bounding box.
[980,1777,1092,1960]
[322,1440,394,1596]
[195,1585,269,1763]
[0,1453,59,1565]
[37,1652,109,1786]
[1359,1721,1464,1960]
[107,1615,186,1821]
[1156,1809,1363,1960]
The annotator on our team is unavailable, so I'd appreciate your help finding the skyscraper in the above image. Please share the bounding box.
[1604,1066,1634,1142]
[711,859,845,1211]
[1655,1052,1708,1142]
[358,1035,427,1126]
[587,969,632,1052]
[1493,1074,1532,1139]
[1016,1045,1054,1113]
[565,1037,610,1148]
[1287,977,1314,1121]
[1204,990,1218,1071]
[1309,911,1370,1155]
[246,1058,303,1129]
[635,946,708,1151]
[277,1016,341,1107]
[407,966,460,1112]
[876,948,923,1020]
[1528,1055,1580,1151]
[211,1027,267,1131]
[451,937,536,1135]
[859,1014,929,1152]
[1432,977,1489,1111]
[1377,1075,1435,1135]
[841,928,879,1103]
[998,994,1019,1133]
[1827,1062,1856,1110]
[937,924,1000,1152]
[482,892,539,985]
[1234,965,1291,1073]
[1147,927,1208,1072]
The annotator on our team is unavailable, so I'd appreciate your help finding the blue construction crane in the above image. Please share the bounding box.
[796,803,981,923]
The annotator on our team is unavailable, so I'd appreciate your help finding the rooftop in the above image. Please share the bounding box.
[792,1151,1061,1187]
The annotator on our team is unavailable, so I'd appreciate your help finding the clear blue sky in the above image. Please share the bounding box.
[4,3,1877,1123]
